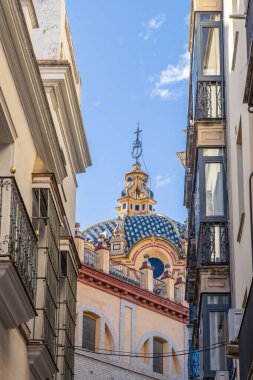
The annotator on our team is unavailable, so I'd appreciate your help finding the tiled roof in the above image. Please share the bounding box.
[82,213,185,256]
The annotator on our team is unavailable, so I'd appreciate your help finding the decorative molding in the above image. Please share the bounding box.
[28,341,58,379]
[129,237,183,267]
[0,258,36,329]
[78,266,189,324]
[20,0,39,28]
[0,87,17,143]
[0,1,67,183]
[38,61,91,173]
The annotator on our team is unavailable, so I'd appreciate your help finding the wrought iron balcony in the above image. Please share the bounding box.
[195,81,225,120]
[58,271,76,380]
[31,188,60,363]
[197,222,229,266]
[0,177,37,303]
[239,280,253,380]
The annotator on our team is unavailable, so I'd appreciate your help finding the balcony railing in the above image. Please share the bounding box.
[57,251,77,379]
[83,252,169,298]
[197,222,229,266]
[195,81,224,120]
[109,260,143,287]
[153,278,166,297]
[0,177,37,303]
[84,248,96,268]
[32,188,60,362]
[239,280,253,380]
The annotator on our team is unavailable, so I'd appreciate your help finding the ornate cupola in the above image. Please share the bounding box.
[116,126,156,217]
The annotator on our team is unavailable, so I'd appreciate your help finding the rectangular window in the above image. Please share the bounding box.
[153,339,163,374]
[205,163,224,216]
[149,205,152,211]
[201,27,221,76]
[122,203,126,210]
[82,314,96,351]
[142,204,145,211]
[209,312,226,371]
[135,205,140,211]
[201,294,230,377]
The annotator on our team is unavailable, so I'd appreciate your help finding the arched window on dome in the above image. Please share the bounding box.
[148,257,164,279]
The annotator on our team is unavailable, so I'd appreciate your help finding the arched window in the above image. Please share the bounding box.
[153,338,164,374]
[82,314,96,351]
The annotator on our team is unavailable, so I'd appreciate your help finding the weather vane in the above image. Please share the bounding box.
[131,122,143,163]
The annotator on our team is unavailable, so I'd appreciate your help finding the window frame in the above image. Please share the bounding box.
[200,293,231,378]
[196,148,227,222]
[196,12,223,81]
[153,338,164,374]
[82,313,97,352]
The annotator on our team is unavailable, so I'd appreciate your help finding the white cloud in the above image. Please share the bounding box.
[93,100,101,107]
[148,14,166,30]
[151,49,190,100]
[184,13,190,26]
[139,14,166,41]
[155,174,174,188]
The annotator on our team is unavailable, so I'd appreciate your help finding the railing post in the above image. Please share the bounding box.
[174,270,187,306]
[95,234,109,273]
[75,223,85,264]
[139,254,153,292]
[161,264,175,301]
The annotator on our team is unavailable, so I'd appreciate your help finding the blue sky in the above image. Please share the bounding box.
[66,1,190,230]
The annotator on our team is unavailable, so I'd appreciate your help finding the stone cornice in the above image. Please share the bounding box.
[78,265,189,324]
[0,1,67,183]
[37,61,91,173]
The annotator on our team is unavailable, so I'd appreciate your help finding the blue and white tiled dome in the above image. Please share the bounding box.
[82,213,185,256]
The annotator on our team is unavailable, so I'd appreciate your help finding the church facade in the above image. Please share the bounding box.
[74,139,189,379]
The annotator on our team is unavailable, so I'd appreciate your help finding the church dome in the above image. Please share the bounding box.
[82,127,185,258]
[82,213,185,257]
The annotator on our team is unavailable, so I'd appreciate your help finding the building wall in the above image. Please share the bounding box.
[75,350,179,380]
[0,0,90,378]
[76,281,187,380]
[223,0,253,308]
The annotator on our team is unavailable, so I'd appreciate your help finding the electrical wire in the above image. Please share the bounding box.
[75,340,225,355]
[74,341,226,359]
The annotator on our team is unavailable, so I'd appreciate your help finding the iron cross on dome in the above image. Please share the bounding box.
[131,123,143,163]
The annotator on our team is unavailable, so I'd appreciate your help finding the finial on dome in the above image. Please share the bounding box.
[131,122,143,164]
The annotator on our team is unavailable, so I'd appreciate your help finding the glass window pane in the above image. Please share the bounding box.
[209,312,226,371]
[153,339,163,374]
[203,148,224,157]
[82,314,96,351]
[205,163,224,216]
[202,27,221,76]
[207,295,229,304]
[200,14,221,22]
